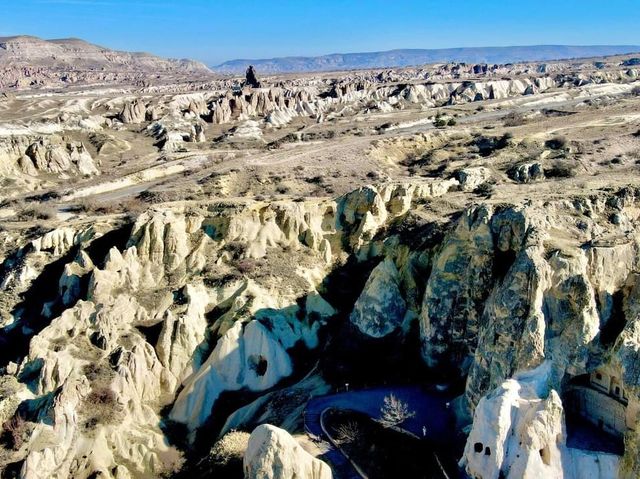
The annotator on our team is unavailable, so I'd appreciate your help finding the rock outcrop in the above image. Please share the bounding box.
[461,362,620,479]
[245,65,262,88]
[243,424,332,479]
[2,181,640,478]
[349,257,407,337]
[119,99,147,124]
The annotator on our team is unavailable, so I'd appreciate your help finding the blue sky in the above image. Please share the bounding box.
[1,0,638,65]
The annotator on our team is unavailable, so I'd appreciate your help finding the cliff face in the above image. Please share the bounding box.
[1,181,640,478]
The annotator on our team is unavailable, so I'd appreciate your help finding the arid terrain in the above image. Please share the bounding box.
[1,39,640,479]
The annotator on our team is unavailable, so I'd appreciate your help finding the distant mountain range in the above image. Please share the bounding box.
[212,45,640,74]
[0,35,212,74]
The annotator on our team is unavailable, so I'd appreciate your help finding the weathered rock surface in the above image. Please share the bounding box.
[2,180,640,479]
[243,424,332,479]
[461,362,620,479]
[349,257,407,337]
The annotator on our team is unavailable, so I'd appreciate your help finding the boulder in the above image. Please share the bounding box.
[509,162,545,183]
[119,99,146,124]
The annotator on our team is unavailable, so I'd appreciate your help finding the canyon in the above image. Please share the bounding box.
[1,39,640,479]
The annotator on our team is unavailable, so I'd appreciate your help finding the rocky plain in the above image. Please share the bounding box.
[1,35,640,479]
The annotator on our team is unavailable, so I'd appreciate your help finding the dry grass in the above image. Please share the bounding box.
[503,112,527,127]
[81,385,123,430]
[1,414,28,450]
[15,203,56,221]
[74,197,147,216]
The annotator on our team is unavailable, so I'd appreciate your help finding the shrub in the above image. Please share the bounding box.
[503,112,526,127]
[16,204,56,221]
[74,197,146,216]
[498,132,513,148]
[474,182,496,197]
[222,241,246,259]
[447,118,457,126]
[434,118,447,128]
[82,386,121,429]
[235,258,258,274]
[87,386,117,406]
[305,175,325,185]
[335,422,361,444]
[544,161,578,178]
[137,190,180,204]
[545,136,567,150]
[632,85,640,96]
[1,414,28,450]
[209,430,250,467]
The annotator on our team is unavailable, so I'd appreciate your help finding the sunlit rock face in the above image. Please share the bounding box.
[3,177,640,478]
[243,424,333,479]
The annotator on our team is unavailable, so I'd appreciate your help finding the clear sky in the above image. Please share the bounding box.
[1,0,638,65]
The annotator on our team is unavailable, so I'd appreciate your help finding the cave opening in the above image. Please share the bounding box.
[492,249,516,281]
[599,290,627,346]
[539,445,551,465]
[248,354,268,377]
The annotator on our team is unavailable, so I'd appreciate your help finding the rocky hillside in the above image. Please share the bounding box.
[1,48,640,478]
[0,36,212,89]
[213,45,640,74]
[1,178,640,478]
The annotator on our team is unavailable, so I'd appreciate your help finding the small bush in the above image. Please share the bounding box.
[235,258,258,274]
[632,85,640,96]
[545,136,568,150]
[87,386,117,406]
[335,422,361,444]
[305,175,325,185]
[82,386,121,429]
[434,118,447,128]
[222,241,246,259]
[74,197,146,216]
[209,430,250,466]
[137,190,181,204]
[474,182,496,197]
[498,132,513,148]
[1,414,28,450]
[447,118,457,126]
[544,161,578,178]
[503,112,526,127]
